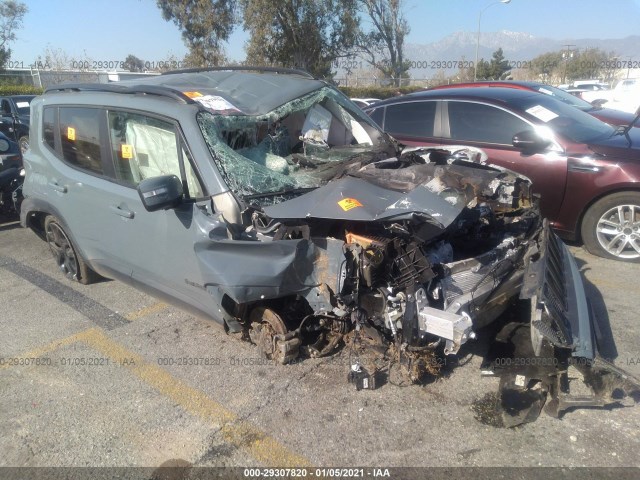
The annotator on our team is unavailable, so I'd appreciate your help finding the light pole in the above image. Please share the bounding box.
[474,0,511,81]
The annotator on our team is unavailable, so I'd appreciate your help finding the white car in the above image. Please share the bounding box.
[350,97,381,109]
[582,78,640,114]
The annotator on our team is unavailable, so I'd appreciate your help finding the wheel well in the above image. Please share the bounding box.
[575,188,640,242]
[25,211,49,241]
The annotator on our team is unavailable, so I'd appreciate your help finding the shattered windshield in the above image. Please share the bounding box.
[197,87,393,201]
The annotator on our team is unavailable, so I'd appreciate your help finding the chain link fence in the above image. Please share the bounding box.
[0,69,159,89]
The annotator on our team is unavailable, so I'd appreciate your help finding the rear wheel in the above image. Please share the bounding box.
[44,215,100,284]
[581,192,640,262]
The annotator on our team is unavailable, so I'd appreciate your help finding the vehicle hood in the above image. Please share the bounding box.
[590,107,638,127]
[264,175,462,227]
[586,127,640,160]
[264,156,528,240]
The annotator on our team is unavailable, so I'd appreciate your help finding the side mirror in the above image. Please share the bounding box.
[591,99,607,108]
[0,138,9,153]
[512,130,551,153]
[137,175,183,212]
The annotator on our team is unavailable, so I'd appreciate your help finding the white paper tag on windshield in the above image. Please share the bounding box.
[193,95,241,114]
[526,105,558,122]
[16,102,30,108]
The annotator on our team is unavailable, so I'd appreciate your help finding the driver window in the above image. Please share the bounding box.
[448,101,530,145]
[108,111,203,198]
[1,99,11,115]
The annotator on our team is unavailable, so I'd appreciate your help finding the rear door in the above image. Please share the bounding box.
[371,100,441,147]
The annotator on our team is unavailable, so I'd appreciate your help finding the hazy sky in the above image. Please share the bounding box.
[10,0,640,67]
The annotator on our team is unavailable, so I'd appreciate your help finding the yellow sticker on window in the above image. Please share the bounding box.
[121,144,133,159]
[183,91,203,98]
[338,198,363,211]
[67,127,76,141]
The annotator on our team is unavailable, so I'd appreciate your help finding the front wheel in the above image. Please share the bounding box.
[44,216,100,284]
[581,192,640,262]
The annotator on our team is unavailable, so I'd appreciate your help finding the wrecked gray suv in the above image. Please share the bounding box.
[21,68,639,426]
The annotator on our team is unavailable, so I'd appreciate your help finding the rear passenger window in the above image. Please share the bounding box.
[43,107,56,150]
[384,101,436,137]
[59,107,104,174]
[108,111,203,198]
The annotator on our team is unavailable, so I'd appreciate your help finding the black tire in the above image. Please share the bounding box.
[18,135,29,154]
[581,192,640,262]
[44,215,100,284]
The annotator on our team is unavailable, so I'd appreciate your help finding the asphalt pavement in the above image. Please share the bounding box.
[0,215,639,478]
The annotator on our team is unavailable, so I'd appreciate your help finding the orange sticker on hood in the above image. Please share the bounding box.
[338,198,363,211]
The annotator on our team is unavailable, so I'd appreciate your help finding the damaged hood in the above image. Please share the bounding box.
[263,175,463,229]
[264,158,521,232]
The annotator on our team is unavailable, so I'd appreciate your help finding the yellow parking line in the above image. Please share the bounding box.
[125,302,168,321]
[2,326,311,466]
[80,329,312,467]
[0,328,96,371]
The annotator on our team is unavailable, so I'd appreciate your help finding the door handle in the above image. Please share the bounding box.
[48,181,67,193]
[110,205,135,219]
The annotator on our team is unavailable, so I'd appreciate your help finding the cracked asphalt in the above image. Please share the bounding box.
[0,216,639,474]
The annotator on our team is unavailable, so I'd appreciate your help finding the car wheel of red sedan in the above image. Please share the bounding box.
[581,192,640,262]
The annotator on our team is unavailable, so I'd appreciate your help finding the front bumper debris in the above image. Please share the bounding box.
[481,221,640,426]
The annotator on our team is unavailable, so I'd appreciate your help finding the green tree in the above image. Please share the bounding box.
[0,0,28,70]
[356,0,410,87]
[527,48,613,83]
[528,51,563,82]
[564,48,609,82]
[123,54,145,72]
[241,0,359,78]
[476,48,510,80]
[156,0,237,67]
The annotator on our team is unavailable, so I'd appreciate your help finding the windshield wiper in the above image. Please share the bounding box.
[609,112,640,147]
[243,186,317,200]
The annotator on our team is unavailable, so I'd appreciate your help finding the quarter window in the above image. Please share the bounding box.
[447,102,530,145]
[59,107,104,174]
[383,101,436,137]
[43,107,56,150]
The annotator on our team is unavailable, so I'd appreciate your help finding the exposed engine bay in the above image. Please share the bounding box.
[199,145,639,427]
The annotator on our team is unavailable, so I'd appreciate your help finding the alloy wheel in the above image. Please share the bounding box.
[595,204,640,259]
[45,221,78,280]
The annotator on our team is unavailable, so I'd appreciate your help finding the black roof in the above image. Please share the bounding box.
[370,87,543,109]
[46,68,326,116]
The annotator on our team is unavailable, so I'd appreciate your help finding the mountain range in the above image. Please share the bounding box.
[403,30,640,77]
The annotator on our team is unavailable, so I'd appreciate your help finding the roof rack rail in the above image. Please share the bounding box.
[44,83,194,104]
[161,66,315,79]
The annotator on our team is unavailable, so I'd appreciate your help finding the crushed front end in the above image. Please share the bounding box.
[198,145,639,425]
[190,76,639,426]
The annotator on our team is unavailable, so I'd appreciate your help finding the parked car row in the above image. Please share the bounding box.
[429,80,638,127]
[365,85,640,262]
[0,94,35,153]
[581,78,640,115]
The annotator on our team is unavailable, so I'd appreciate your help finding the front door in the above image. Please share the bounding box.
[100,109,218,315]
[442,100,568,221]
